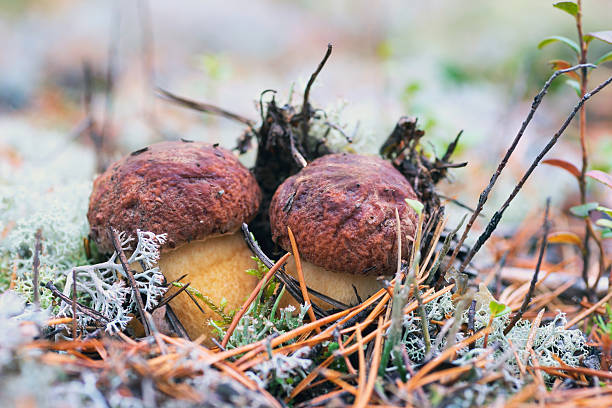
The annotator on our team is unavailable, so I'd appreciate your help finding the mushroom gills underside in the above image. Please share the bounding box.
[158,232,258,343]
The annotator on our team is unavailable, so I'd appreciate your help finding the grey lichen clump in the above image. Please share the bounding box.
[397,291,591,406]
[0,183,92,309]
[247,346,313,397]
[58,229,168,334]
[467,304,590,379]
[1,120,94,309]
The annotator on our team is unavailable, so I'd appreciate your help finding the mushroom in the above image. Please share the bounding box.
[88,140,261,341]
[269,153,419,307]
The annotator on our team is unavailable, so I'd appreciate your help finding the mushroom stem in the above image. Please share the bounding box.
[283,258,383,309]
[158,232,258,343]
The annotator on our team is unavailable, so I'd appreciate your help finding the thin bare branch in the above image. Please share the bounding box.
[300,44,333,140]
[457,73,611,273]
[156,87,256,127]
[108,227,151,336]
[447,63,596,269]
[504,198,551,335]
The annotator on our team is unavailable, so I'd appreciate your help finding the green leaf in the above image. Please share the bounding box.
[489,300,511,318]
[565,79,582,96]
[595,50,612,65]
[597,206,612,217]
[405,198,424,216]
[328,342,340,352]
[585,31,612,45]
[538,36,580,55]
[553,1,578,17]
[603,229,612,239]
[570,202,599,218]
[596,219,612,229]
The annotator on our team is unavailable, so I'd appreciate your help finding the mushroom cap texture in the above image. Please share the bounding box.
[269,153,419,275]
[88,141,261,252]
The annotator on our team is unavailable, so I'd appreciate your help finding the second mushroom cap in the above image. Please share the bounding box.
[269,153,420,306]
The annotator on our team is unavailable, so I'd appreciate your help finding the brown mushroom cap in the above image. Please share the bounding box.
[269,153,419,275]
[88,141,261,252]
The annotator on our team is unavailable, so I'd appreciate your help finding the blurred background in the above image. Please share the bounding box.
[1,0,611,263]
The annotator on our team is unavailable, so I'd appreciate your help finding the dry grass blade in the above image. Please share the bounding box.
[295,389,348,408]
[404,326,491,391]
[564,290,612,329]
[504,199,550,335]
[416,364,475,388]
[46,317,74,326]
[354,316,384,408]
[525,308,545,355]
[320,368,358,395]
[288,354,335,400]
[507,338,526,377]
[356,324,367,398]
[536,365,612,380]
[212,306,357,363]
[287,226,319,329]
[221,252,291,347]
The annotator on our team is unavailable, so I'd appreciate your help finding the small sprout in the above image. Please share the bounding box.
[489,300,511,318]
[595,304,612,338]
[405,198,424,216]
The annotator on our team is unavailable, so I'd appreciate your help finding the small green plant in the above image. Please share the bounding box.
[592,303,612,371]
[172,282,236,329]
[483,301,511,348]
[539,1,612,292]
[246,256,279,299]
[594,304,612,338]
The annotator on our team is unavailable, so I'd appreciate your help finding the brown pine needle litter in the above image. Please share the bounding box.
[4,215,611,407]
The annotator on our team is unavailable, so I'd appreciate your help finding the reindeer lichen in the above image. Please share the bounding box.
[58,230,168,334]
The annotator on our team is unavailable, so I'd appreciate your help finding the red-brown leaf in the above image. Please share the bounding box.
[542,159,580,178]
[548,60,580,80]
